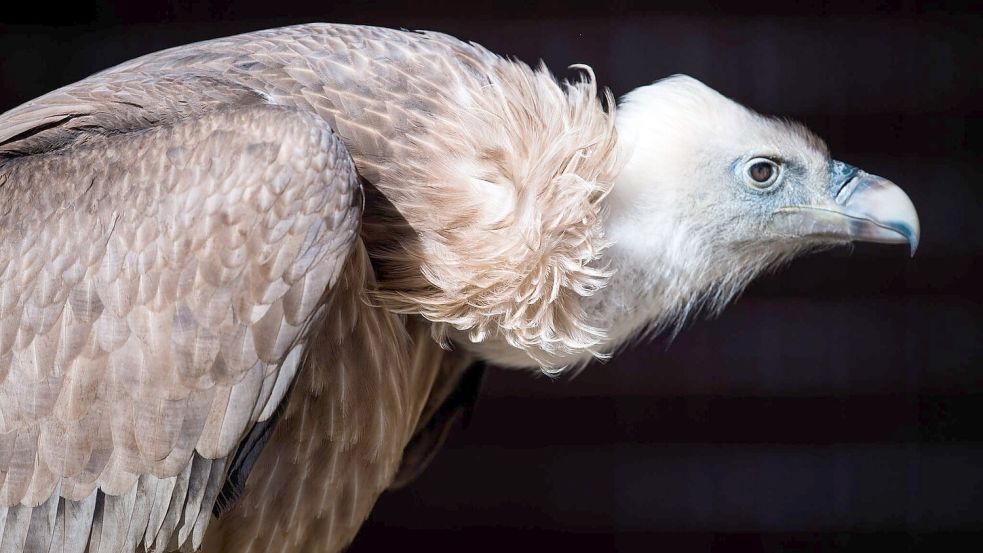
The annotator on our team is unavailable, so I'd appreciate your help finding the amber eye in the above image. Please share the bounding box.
[743,157,781,190]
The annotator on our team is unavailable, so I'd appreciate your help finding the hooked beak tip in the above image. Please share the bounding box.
[838,171,920,256]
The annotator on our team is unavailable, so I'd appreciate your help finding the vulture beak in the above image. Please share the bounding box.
[774,162,921,256]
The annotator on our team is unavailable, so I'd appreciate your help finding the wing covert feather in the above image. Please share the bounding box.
[0,96,361,551]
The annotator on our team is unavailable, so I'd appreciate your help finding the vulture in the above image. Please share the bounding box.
[0,23,919,553]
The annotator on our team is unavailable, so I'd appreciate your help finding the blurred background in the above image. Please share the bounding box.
[1,1,979,551]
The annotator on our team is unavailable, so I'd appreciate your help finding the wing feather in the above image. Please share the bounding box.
[173,455,211,549]
[148,450,191,552]
[51,493,97,553]
[0,503,30,553]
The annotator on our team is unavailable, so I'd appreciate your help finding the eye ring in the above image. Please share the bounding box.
[743,157,782,190]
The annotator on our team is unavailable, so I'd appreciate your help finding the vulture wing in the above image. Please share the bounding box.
[0,75,361,552]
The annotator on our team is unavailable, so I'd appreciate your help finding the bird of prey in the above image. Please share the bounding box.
[0,23,918,553]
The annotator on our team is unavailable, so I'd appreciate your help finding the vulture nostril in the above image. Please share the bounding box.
[835,174,859,204]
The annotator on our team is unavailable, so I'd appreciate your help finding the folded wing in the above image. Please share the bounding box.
[0,79,361,553]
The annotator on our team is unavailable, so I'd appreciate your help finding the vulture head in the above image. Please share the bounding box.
[567,75,920,363]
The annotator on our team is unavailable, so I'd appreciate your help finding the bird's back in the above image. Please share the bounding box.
[0,23,499,179]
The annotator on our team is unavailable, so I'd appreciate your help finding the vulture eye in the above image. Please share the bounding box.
[743,158,781,190]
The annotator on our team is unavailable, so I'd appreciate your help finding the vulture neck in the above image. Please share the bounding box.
[583,128,724,356]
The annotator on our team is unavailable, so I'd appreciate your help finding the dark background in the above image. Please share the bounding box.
[1,1,979,551]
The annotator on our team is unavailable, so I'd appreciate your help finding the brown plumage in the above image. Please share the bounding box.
[0,22,921,553]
